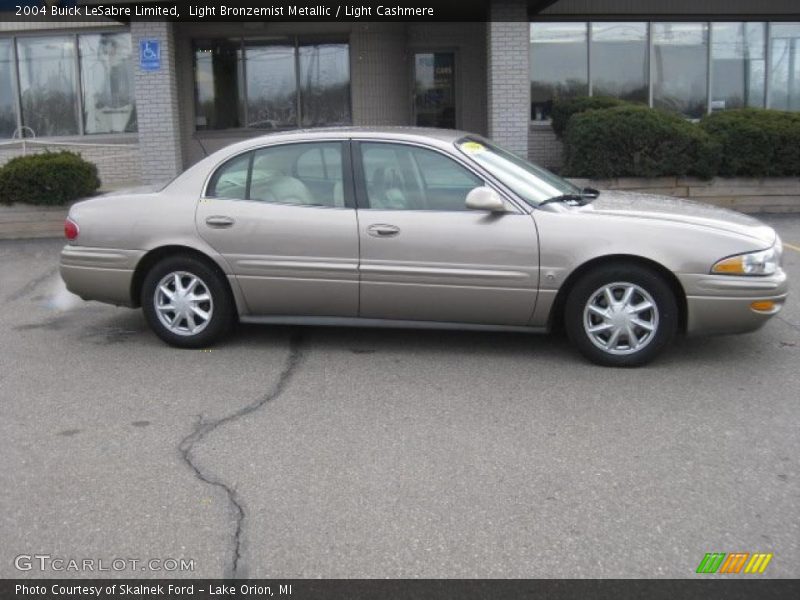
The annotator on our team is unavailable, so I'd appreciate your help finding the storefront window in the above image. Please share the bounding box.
[0,39,16,138]
[530,23,588,120]
[769,23,800,111]
[194,39,244,130]
[530,20,800,120]
[193,37,351,131]
[16,36,79,136]
[245,42,297,129]
[79,32,136,134]
[711,23,766,111]
[299,43,351,128]
[652,23,708,118]
[590,22,648,103]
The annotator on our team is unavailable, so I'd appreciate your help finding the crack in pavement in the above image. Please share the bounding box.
[6,265,58,301]
[178,332,305,578]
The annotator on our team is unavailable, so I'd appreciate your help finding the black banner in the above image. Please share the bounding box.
[1,0,495,23]
[3,579,800,600]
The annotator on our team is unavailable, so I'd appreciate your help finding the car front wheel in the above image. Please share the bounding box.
[141,255,234,348]
[564,264,678,367]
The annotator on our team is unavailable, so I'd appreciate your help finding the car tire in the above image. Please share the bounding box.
[564,263,678,367]
[141,255,234,348]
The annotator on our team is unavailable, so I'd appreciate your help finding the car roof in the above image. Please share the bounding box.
[239,126,474,145]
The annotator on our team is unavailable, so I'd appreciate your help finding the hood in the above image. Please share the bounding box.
[579,190,776,246]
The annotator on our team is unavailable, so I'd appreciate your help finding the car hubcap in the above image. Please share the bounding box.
[583,282,659,355]
[154,271,214,336]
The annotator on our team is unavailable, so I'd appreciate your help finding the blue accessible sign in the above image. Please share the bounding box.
[139,39,161,71]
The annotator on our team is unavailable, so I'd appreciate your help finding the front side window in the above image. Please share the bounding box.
[194,38,352,131]
[17,36,79,136]
[360,143,482,211]
[0,38,16,138]
[79,32,136,134]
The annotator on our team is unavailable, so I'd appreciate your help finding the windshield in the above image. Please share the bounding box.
[455,137,581,205]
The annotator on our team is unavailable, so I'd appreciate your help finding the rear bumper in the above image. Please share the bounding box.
[60,245,143,307]
[680,270,789,335]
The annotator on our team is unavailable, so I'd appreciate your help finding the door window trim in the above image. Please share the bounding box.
[351,139,525,214]
[201,139,357,209]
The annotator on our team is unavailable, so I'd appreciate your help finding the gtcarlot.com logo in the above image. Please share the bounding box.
[696,552,773,574]
[14,554,195,572]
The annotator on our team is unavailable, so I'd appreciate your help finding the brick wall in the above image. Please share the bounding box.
[350,23,411,126]
[0,138,141,189]
[130,21,184,184]
[529,123,564,169]
[487,1,529,157]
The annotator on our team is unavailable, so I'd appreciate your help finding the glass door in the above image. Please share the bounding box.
[413,52,456,129]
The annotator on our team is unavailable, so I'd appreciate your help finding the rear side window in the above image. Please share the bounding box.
[206,152,252,199]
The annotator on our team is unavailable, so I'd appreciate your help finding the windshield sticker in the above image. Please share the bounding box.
[460,141,485,155]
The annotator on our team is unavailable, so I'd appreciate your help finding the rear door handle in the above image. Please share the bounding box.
[367,224,400,237]
[205,215,235,228]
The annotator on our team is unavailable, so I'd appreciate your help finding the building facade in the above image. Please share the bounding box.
[0,0,798,187]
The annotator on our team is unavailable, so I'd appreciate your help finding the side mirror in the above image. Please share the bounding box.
[465,186,506,213]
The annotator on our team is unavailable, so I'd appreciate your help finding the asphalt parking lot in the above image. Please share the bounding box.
[1,215,798,579]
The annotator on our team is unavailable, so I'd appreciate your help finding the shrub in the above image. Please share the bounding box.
[550,96,632,138]
[562,106,720,179]
[700,108,800,177]
[0,151,100,206]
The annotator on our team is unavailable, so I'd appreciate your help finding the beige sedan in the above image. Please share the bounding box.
[60,128,788,366]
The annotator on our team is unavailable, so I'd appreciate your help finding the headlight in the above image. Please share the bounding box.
[712,242,781,276]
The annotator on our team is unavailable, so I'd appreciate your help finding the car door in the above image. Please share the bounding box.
[354,140,539,325]
[195,140,359,317]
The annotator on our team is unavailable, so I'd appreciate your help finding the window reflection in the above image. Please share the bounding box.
[711,23,766,110]
[193,38,352,131]
[591,22,648,103]
[0,39,15,138]
[194,39,244,130]
[769,23,800,111]
[17,36,79,136]
[652,23,709,117]
[80,32,136,134]
[299,43,351,127]
[245,42,297,129]
[530,23,588,120]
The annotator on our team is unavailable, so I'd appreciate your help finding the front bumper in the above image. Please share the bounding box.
[60,245,143,307]
[679,269,789,335]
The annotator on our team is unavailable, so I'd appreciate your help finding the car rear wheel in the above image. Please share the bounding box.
[141,255,234,348]
[564,264,678,367]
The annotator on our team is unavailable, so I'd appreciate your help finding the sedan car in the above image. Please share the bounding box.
[60,128,788,366]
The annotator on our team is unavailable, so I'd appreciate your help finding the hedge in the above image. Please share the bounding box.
[699,108,800,177]
[0,151,100,206]
[550,96,632,138]
[562,106,720,179]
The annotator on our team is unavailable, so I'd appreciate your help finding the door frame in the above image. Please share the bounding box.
[410,49,460,130]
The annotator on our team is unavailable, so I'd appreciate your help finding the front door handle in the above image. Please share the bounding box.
[205,215,235,229]
[367,224,400,238]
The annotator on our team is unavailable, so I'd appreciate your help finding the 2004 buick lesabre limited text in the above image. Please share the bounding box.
[59,128,788,367]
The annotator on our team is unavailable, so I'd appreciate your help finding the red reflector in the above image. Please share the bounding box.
[64,217,79,240]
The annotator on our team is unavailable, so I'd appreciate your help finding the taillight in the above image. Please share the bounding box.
[64,217,79,241]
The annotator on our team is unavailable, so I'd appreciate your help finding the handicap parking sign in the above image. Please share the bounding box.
[139,40,161,71]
